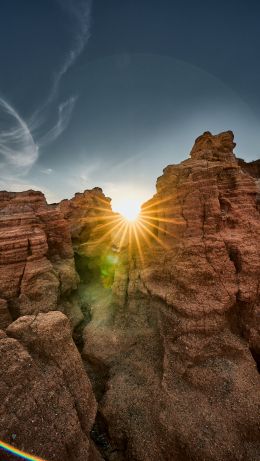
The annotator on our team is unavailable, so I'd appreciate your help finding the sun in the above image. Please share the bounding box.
[112,198,141,222]
[85,193,176,265]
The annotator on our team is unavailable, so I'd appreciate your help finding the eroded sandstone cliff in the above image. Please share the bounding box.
[57,187,118,346]
[81,131,260,461]
[0,190,79,329]
[0,131,259,461]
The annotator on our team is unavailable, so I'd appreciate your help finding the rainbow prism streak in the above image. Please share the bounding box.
[0,440,46,461]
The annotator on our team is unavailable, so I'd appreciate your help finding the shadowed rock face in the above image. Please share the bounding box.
[0,190,79,328]
[82,131,260,461]
[58,187,114,254]
[237,158,260,179]
[0,311,101,461]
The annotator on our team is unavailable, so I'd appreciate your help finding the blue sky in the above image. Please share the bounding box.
[0,0,260,212]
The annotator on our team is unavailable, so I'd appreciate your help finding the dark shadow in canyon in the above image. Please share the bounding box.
[73,250,125,460]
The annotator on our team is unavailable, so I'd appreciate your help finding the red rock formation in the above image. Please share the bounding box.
[58,187,114,252]
[82,131,260,461]
[0,132,259,461]
[0,311,101,461]
[58,188,118,337]
[0,190,79,328]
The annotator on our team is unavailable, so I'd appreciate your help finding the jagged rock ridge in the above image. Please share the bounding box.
[237,157,260,179]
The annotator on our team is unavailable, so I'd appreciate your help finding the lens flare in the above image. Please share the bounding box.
[77,193,182,267]
[0,440,46,461]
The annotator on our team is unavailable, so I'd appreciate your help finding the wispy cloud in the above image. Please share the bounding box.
[40,168,53,175]
[0,96,75,180]
[33,0,93,147]
[67,161,101,188]
[0,98,38,177]
[38,96,77,146]
[1,0,92,192]
[50,0,92,100]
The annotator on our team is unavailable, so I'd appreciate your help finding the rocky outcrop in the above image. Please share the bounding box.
[237,158,260,179]
[0,131,259,461]
[58,187,115,253]
[237,158,260,214]
[82,131,260,461]
[0,190,79,328]
[0,311,101,461]
[57,188,118,342]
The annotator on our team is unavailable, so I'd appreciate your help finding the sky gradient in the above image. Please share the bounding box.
[0,0,260,213]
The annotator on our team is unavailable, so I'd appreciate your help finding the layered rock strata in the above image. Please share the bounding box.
[0,131,259,461]
[82,131,260,461]
[58,187,114,253]
[0,191,78,328]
